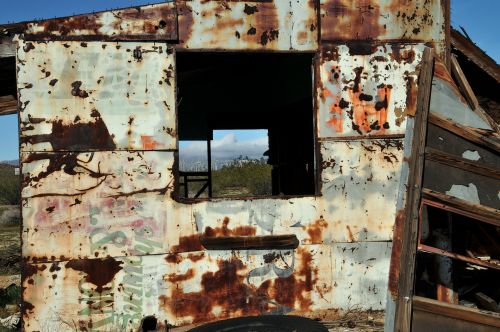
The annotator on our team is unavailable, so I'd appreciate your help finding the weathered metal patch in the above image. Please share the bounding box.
[318,43,424,138]
[320,0,445,43]
[17,40,176,152]
[176,0,318,51]
[331,242,392,310]
[24,2,178,41]
[23,246,333,330]
[431,61,492,130]
[21,151,174,261]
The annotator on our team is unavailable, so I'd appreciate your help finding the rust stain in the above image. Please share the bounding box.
[66,257,123,292]
[161,248,317,324]
[346,225,355,242]
[388,209,405,298]
[188,252,205,262]
[306,219,328,243]
[140,135,160,150]
[165,254,182,264]
[204,217,256,237]
[165,269,195,283]
[321,0,381,41]
[172,234,203,253]
[21,110,116,151]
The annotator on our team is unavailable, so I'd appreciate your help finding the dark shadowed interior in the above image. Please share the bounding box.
[176,52,316,198]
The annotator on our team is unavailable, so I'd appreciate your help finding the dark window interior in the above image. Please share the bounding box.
[415,205,500,311]
[176,52,316,199]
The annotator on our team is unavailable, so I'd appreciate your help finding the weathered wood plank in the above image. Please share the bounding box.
[0,95,17,115]
[429,112,500,153]
[413,296,500,328]
[421,188,500,227]
[450,55,499,132]
[425,147,500,180]
[394,47,434,332]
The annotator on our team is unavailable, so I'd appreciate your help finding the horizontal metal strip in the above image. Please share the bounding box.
[201,235,299,250]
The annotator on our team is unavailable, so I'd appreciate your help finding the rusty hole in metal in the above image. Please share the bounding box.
[139,316,157,332]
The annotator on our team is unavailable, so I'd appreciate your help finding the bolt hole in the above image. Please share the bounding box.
[140,316,157,332]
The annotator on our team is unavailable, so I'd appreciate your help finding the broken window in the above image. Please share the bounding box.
[415,202,500,312]
[176,52,316,199]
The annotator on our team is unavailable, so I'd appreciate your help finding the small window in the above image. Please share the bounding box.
[177,52,316,199]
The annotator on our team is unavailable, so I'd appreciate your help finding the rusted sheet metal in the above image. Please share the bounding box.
[17,40,176,152]
[176,0,318,51]
[331,242,392,310]
[23,245,333,330]
[189,139,404,245]
[24,2,177,41]
[21,151,175,262]
[320,0,446,43]
[318,43,424,138]
[21,138,403,259]
[431,61,493,130]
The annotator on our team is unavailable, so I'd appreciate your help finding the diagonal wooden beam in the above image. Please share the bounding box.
[393,47,434,332]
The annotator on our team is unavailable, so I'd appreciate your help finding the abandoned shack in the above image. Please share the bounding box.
[0,0,499,331]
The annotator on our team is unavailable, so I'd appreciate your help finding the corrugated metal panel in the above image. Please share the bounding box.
[177,0,318,51]
[320,0,445,42]
[21,151,175,262]
[318,43,424,138]
[24,2,178,41]
[23,246,333,330]
[17,40,176,152]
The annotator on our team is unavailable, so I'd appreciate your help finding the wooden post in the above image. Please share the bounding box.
[393,47,435,332]
[207,137,212,198]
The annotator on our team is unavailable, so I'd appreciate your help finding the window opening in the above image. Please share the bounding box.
[177,52,315,199]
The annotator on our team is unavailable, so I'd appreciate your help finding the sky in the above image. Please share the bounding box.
[0,0,499,161]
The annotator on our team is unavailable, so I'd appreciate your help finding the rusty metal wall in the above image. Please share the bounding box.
[318,43,424,138]
[24,2,178,41]
[17,40,176,152]
[17,0,449,330]
[176,0,318,51]
[320,0,446,42]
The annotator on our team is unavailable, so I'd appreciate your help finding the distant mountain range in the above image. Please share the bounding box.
[0,160,18,166]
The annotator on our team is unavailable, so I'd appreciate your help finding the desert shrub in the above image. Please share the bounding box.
[212,160,272,197]
[0,166,19,206]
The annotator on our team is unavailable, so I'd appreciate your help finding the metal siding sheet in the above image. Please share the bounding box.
[22,151,174,261]
[320,0,445,43]
[431,62,492,130]
[24,2,178,41]
[17,40,176,152]
[176,0,318,51]
[331,242,392,310]
[23,246,333,330]
[318,44,424,138]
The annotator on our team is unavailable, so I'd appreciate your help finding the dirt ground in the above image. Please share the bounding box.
[0,225,21,330]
